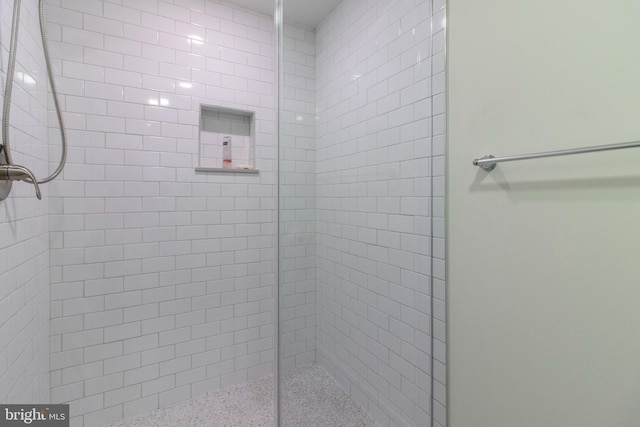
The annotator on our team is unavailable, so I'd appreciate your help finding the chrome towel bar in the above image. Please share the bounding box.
[473,139,640,171]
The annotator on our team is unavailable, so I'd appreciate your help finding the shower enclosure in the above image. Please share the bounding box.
[0,0,445,425]
[277,0,446,425]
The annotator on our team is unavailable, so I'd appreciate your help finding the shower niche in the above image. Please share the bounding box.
[196,104,258,173]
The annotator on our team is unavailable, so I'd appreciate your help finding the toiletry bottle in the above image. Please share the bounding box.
[223,136,232,169]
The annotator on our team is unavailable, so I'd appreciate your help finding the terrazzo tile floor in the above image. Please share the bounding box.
[103,364,378,427]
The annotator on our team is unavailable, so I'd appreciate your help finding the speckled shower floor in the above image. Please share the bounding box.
[103,364,378,427]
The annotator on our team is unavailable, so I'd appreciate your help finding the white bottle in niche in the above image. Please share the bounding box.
[223,136,232,169]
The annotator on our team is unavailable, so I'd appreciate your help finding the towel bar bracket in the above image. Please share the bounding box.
[473,155,496,171]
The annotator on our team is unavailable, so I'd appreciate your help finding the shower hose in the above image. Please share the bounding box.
[1,0,67,198]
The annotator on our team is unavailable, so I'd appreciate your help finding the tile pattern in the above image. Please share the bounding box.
[278,22,316,371]
[280,364,376,427]
[0,0,51,405]
[314,0,442,426]
[0,1,451,426]
[103,364,377,427]
[430,2,447,426]
[46,1,276,425]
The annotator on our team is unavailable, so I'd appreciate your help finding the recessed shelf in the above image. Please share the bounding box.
[198,104,256,171]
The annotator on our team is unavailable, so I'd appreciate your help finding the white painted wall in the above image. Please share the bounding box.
[0,0,51,405]
[448,1,640,426]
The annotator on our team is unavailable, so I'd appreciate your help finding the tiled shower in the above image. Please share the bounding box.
[0,0,445,425]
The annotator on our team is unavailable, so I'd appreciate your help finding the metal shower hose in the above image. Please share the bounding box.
[2,0,67,184]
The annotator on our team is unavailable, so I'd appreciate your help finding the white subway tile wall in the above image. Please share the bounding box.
[431,2,446,426]
[46,0,276,425]
[0,0,51,405]
[279,22,316,370]
[314,0,444,426]
[0,0,445,424]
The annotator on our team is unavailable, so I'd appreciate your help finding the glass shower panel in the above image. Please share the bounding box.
[277,1,320,424]
[278,0,442,426]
